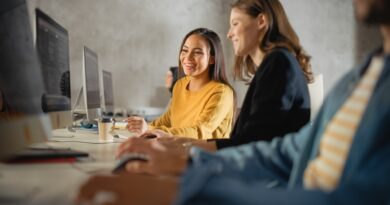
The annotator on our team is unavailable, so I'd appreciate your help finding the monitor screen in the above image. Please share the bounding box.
[82,46,101,121]
[36,9,71,106]
[35,9,72,129]
[0,1,51,159]
[102,70,114,112]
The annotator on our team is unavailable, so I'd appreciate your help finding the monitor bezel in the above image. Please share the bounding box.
[35,8,72,129]
[102,70,114,114]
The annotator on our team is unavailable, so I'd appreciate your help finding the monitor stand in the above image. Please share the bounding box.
[68,86,102,135]
[48,87,81,137]
[71,86,85,116]
[51,121,99,138]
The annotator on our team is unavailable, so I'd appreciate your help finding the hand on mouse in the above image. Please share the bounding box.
[115,136,188,176]
[126,116,148,134]
[139,129,172,139]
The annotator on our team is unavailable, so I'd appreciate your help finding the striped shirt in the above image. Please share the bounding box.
[303,57,384,191]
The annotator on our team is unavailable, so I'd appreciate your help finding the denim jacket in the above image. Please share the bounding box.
[175,50,390,205]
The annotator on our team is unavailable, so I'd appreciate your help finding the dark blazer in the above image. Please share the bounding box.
[216,48,311,149]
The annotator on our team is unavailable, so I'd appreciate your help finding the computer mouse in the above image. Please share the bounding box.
[112,153,149,174]
[142,134,157,139]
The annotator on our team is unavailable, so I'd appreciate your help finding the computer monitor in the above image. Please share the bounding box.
[82,46,101,123]
[0,0,52,160]
[35,8,72,129]
[102,70,114,116]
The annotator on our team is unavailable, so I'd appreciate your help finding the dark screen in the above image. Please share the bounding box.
[103,71,114,108]
[84,47,100,109]
[36,9,71,111]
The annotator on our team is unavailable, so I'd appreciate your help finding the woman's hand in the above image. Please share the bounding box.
[75,174,178,205]
[126,116,148,134]
[139,129,173,139]
[116,136,189,176]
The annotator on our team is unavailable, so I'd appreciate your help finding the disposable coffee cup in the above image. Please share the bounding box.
[98,118,114,142]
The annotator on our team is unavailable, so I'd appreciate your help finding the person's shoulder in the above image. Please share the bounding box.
[174,77,189,88]
[265,47,295,62]
[261,47,300,71]
[253,48,301,82]
[209,81,233,94]
[177,77,190,83]
[171,77,189,95]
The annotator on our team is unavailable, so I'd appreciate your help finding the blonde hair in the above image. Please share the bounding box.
[232,0,313,83]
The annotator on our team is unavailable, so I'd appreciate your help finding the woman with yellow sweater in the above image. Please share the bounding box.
[127,28,235,140]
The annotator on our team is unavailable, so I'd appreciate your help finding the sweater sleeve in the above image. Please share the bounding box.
[216,50,306,148]
[154,87,233,140]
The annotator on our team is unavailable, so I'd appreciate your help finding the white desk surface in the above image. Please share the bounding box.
[0,129,130,205]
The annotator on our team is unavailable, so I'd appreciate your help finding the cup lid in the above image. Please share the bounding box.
[100,117,111,123]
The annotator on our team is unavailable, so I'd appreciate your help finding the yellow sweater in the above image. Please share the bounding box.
[149,77,234,140]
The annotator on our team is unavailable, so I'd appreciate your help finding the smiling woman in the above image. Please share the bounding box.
[126,28,236,140]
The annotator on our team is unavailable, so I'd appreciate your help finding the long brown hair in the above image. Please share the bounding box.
[232,0,313,83]
[178,28,238,123]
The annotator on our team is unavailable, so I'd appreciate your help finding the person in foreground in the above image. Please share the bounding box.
[127,28,235,140]
[76,0,390,204]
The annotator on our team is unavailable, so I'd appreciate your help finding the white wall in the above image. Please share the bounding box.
[281,0,381,94]
[27,0,235,110]
[27,0,381,110]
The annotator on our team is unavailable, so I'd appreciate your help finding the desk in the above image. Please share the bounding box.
[0,129,128,205]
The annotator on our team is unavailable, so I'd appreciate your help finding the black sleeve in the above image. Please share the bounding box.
[216,50,305,149]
